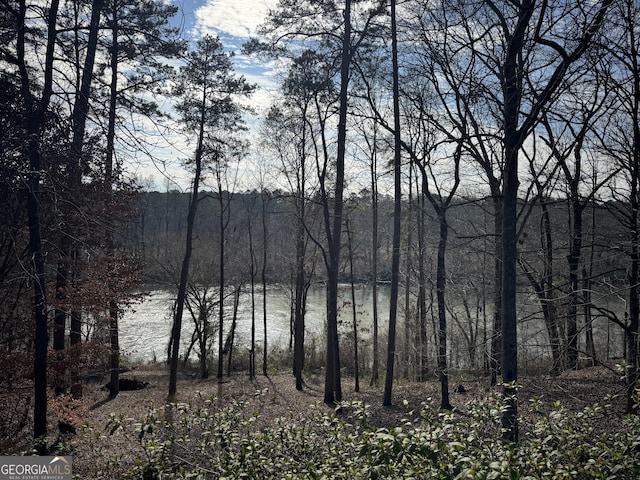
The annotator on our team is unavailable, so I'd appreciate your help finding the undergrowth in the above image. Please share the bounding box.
[101,389,640,480]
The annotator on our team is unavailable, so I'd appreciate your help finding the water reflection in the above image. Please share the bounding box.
[120,284,391,362]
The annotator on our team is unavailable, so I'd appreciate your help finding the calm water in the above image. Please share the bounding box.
[119,283,625,366]
[120,284,391,362]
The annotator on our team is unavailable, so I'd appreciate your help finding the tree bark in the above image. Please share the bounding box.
[383,0,402,407]
[626,124,640,413]
[346,220,360,392]
[490,196,503,386]
[417,182,428,381]
[403,171,414,380]
[217,190,226,379]
[436,211,452,410]
[248,219,257,380]
[16,0,61,448]
[262,192,269,376]
[566,188,585,370]
[323,0,351,405]
[293,216,307,389]
[293,118,308,390]
[168,105,205,399]
[370,145,380,387]
[227,285,241,376]
[106,0,120,398]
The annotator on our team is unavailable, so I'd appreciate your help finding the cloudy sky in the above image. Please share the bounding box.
[137,0,282,190]
[176,0,280,107]
[189,0,278,39]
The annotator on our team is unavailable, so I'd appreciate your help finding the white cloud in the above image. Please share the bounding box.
[190,1,285,112]
[144,0,284,192]
[194,0,278,39]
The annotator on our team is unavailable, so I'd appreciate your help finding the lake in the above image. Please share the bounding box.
[118,282,625,368]
[120,284,391,362]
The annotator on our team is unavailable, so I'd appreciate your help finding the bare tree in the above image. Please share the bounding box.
[535,58,616,371]
[601,0,640,412]
[101,0,182,398]
[382,0,403,407]
[9,0,61,448]
[493,0,612,440]
[168,35,254,398]
[252,0,386,405]
[402,0,508,387]
[52,0,105,397]
[345,219,361,391]
[262,103,314,389]
[399,0,612,439]
[261,189,269,376]
[517,142,564,374]
[183,283,218,379]
[350,95,384,387]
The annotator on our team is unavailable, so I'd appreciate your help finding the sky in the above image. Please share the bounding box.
[187,0,282,115]
[188,0,277,39]
[136,0,281,191]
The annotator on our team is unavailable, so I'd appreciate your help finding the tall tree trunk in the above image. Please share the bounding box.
[370,142,380,387]
[26,147,49,449]
[52,0,83,399]
[346,220,360,392]
[54,0,105,403]
[499,0,536,441]
[627,207,639,413]
[541,199,562,374]
[293,104,308,388]
[217,191,227,379]
[227,285,241,376]
[627,122,640,413]
[168,111,205,399]
[499,0,611,441]
[198,310,208,379]
[17,0,61,448]
[293,231,306,389]
[566,189,584,370]
[624,0,640,413]
[323,0,351,405]
[249,220,257,380]
[383,0,402,407]
[490,195,503,386]
[403,170,414,380]
[262,192,269,376]
[582,265,596,364]
[436,212,452,410]
[417,181,428,381]
[106,0,120,398]
[501,148,519,442]
[584,171,598,364]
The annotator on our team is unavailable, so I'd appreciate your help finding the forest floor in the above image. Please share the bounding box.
[60,362,629,478]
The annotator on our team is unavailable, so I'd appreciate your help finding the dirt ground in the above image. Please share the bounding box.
[62,364,628,478]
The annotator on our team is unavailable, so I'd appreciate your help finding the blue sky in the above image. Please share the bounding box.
[171,0,275,37]
[171,0,280,106]
[137,0,281,190]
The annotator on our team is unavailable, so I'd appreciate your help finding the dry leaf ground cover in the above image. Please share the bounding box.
[56,363,633,478]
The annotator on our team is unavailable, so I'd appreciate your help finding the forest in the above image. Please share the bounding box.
[2,0,640,476]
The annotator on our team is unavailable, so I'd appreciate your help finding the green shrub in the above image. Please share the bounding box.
[105,390,640,479]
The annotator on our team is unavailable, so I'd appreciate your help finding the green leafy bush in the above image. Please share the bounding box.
[105,390,640,479]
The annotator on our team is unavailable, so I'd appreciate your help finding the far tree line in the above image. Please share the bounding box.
[1,0,637,452]
[134,188,631,382]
